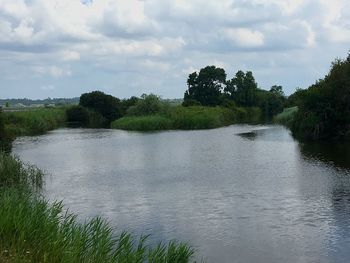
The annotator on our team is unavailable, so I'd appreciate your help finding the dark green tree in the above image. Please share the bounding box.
[80,91,121,123]
[226,70,258,107]
[291,54,350,140]
[184,66,226,106]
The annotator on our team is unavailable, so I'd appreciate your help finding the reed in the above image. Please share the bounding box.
[0,153,195,263]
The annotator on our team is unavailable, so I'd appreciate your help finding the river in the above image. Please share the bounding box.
[13,125,350,263]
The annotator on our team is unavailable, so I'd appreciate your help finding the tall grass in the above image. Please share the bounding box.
[3,108,66,138]
[111,115,173,131]
[273,106,298,127]
[111,105,263,132]
[0,153,195,262]
[170,106,236,130]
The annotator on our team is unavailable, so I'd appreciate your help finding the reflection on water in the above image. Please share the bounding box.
[12,125,350,263]
[300,141,350,170]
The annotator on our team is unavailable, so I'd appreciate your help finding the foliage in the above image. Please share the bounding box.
[256,88,285,121]
[226,71,258,107]
[184,66,226,106]
[66,105,90,125]
[120,96,140,116]
[285,88,308,108]
[111,115,173,131]
[0,110,7,152]
[290,54,350,140]
[3,108,66,137]
[0,152,42,190]
[80,91,122,123]
[0,153,194,263]
[112,105,263,132]
[171,106,235,130]
[66,105,106,128]
[273,106,298,126]
[127,94,170,116]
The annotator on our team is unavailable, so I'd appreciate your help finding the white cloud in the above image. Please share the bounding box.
[61,51,81,61]
[32,66,72,78]
[0,0,349,98]
[225,28,265,48]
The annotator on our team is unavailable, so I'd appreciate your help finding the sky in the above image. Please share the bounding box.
[0,0,349,99]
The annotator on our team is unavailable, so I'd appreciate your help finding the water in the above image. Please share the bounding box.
[13,125,350,263]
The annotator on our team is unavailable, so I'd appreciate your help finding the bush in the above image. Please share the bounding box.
[127,94,170,116]
[80,91,122,123]
[66,105,90,125]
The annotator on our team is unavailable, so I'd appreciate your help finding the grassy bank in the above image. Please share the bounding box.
[111,106,262,131]
[0,153,194,262]
[3,108,66,138]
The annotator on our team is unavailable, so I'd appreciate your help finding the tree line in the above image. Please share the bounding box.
[183,65,285,119]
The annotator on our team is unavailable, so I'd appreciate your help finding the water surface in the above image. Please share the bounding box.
[13,125,350,263]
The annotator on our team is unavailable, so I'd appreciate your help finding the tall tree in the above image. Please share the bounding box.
[184,66,226,106]
[226,70,258,107]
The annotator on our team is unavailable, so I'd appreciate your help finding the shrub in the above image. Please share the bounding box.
[66,105,90,125]
[80,91,122,123]
[127,94,170,116]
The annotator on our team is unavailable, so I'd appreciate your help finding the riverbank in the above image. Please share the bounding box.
[0,153,194,262]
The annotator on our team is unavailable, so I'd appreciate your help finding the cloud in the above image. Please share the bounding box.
[0,0,349,99]
[32,66,72,78]
[40,84,55,91]
[224,28,265,48]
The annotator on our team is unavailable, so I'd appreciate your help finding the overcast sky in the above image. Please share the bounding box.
[0,0,349,99]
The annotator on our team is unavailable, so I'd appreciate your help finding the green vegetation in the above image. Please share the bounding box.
[0,153,195,262]
[66,105,106,128]
[274,106,298,127]
[183,66,285,121]
[112,115,173,131]
[3,108,66,138]
[170,106,238,130]
[286,53,350,140]
[80,91,122,124]
[111,96,262,132]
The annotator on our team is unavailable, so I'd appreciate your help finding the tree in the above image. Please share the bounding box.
[226,70,258,107]
[270,85,284,96]
[291,54,350,140]
[184,66,226,106]
[127,94,168,116]
[79,91,121,123]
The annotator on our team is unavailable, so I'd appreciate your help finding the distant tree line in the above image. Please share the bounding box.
[183,65,285,120]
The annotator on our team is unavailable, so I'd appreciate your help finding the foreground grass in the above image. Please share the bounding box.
[0,153,194,263]
[111,106,259,131]
[3,108,67,138]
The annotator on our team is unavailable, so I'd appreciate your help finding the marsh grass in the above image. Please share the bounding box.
[3,108,66,138]
[273,106,298,126]
[0,153,195,263]
[111,106,240,131]
[111,115,173,131]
